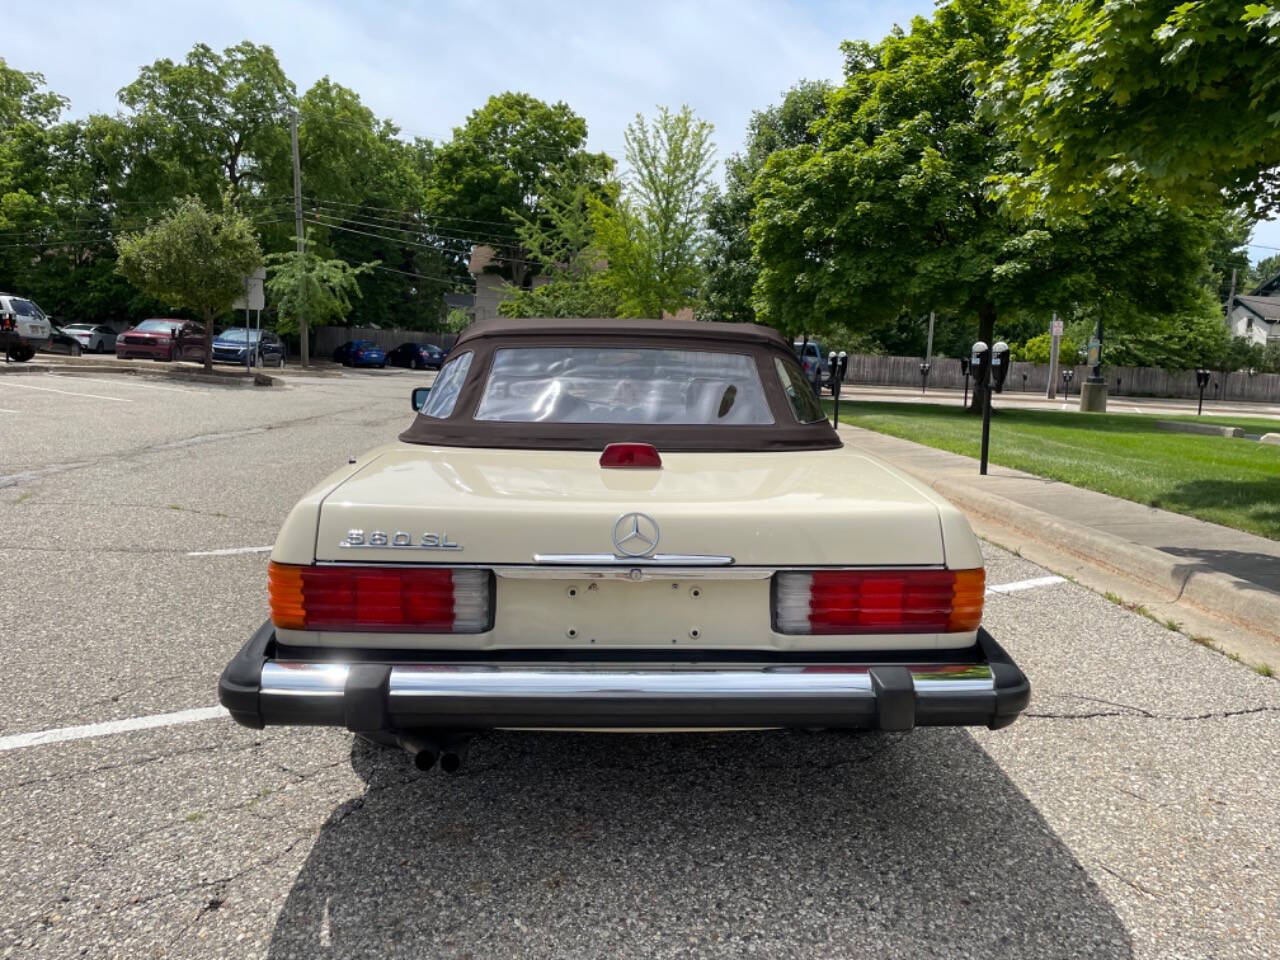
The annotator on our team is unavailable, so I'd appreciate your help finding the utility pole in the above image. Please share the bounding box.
[1045,311,1060,400]
[290,110,308,367]
[1225,267,1237,329]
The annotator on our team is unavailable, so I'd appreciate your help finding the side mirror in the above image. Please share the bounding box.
[411,386,431,411]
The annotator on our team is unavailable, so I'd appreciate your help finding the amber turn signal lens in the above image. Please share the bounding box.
[947,567,985,632]
[268,561,306,630]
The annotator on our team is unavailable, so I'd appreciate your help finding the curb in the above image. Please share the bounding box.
[925,477,1280,644]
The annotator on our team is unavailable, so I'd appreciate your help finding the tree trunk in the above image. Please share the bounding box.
[203,308,215,373]
[970,302,996,412]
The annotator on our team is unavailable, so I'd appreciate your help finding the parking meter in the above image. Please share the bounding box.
[919,360,931,395]
[991,341,1009,393]
[1061,368,1074,398]
[1195,369,1210,416]
[970,341,990,389]
[828,350,849,424]
[959,357,971,408]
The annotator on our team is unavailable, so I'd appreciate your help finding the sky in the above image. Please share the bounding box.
[6,0,1279,264]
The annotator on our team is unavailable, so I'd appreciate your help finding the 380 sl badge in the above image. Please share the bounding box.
[340,529,462,550]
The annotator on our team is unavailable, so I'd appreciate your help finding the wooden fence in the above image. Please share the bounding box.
[845,354,1280,403]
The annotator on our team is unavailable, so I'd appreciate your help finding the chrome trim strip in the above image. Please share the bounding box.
[531,553,735,566]
[261,662,349,696]
[497,565,770,581]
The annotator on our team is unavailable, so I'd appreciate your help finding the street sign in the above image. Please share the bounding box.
[232,267,267,311]
[1051,319,1064,336]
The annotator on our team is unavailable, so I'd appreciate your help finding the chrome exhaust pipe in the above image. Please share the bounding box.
[438,735,472,774]
[398,733,439,772]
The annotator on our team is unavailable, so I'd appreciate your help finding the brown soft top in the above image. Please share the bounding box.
[400,318,840,453]
[453,316,793,350]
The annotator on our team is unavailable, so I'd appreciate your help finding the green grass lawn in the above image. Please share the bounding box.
[828,400,1280,540]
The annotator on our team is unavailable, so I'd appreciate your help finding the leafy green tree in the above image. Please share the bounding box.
[702,80,829,323]
[115,42,293,204]
[750,0,1218,405]
[983,0,1280,216]
[592,105,716,317]
[428,93,613,288]
[265,233,378,348]
[115,196,262,370]
[1254,252,1280,286]
[497,273,620,318]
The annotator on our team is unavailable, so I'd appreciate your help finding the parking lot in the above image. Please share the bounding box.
[1,369,1277,959]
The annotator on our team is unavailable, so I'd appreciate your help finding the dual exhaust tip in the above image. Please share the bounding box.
[397,733,470,773]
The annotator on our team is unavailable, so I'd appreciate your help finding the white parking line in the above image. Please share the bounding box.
[0,380,133,402]
[0,706,227,753]
[48,374,201,394]
[186,545,273,557]
[987,575,1065,594]
[0,407,17,414]
[0,574,1069,753]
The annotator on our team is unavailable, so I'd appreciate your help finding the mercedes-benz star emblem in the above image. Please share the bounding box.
[612,512,660,558]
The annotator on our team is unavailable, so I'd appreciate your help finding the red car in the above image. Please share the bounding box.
[115,319,208,362]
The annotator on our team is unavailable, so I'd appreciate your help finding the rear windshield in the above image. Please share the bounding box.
[474,347,774,425]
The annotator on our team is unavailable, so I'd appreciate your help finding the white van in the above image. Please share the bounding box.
[0,293,53,361]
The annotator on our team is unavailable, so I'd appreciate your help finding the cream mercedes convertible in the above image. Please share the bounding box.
[220,318,1029,771]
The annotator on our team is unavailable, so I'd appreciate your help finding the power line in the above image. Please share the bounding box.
[368,263,474,288]
[305,208,523,252]
[305,196,521,233]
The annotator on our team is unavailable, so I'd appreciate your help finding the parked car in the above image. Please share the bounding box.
[0,293,53,361]
[386,341,447,370]
[60,324,117,353]
[333,339,386,368]
[212,328,286,368]
[792,339,831,392]
[220,317,1028,773]
[38,326,84,356]
[115,319,207,362]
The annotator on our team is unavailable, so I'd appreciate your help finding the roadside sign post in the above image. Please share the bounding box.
[232,267,267,373]
[1046,313,1062,399]
[922,310,935,394]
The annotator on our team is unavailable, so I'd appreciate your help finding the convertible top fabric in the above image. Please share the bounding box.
[398,319,841,452]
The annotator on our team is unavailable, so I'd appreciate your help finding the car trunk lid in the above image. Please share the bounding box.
[314,445,944,567]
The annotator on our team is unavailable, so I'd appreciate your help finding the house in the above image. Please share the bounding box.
[464,245,551,322]
[1228,271,1280,346]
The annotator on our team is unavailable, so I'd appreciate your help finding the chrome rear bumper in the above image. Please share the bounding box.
[220,622,1029,732]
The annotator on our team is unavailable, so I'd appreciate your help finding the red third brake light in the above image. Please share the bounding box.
[599,442,662,468]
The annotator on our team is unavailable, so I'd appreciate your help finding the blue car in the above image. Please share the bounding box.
[212,328,287,368]
[333,339,386,368]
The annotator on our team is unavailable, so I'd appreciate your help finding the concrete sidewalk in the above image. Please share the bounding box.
[841,424,1280,668]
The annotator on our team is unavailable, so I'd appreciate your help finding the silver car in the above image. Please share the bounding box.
[61,324,118,353]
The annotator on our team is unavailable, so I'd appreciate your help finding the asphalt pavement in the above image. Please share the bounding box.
[1,369,1277,959]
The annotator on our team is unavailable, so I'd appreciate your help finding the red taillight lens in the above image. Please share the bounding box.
[774,568,984,634]
[599,443,662,468]
[269,562,491,633]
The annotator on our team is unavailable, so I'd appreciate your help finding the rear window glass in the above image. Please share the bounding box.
[420,352,473,418]
[475,347,774,425]
[775,358,827,423]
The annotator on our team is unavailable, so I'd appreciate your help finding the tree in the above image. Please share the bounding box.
[427,93,613,288]
[591,105,716,317]
[750,0,1219,405]
[115,197,262,370]
[702,80,830,323]
[983,1,1280,217]
[115,42,294,205]
[497,273,620,318]
[265,233,378,339]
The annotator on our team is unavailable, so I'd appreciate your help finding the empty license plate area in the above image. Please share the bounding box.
[493,576,769,647]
